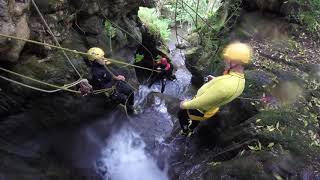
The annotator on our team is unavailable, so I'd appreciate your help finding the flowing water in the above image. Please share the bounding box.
[93,32,193,180]
[43,31,193,180]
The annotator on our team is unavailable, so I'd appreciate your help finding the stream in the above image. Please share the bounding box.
[47,31,194,179]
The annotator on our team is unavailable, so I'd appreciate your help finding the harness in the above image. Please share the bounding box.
[187,106,220,121]
[186,71,237,121]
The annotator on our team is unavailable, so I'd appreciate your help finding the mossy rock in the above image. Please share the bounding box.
[12,52,88,89]
[252,109,320,157]
[203,149,303,180]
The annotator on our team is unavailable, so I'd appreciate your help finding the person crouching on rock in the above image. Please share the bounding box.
[84,47,135,113]
[148,57,175,93]
[178,42,253,137]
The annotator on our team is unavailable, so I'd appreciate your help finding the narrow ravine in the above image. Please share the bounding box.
[44,31,193,180]
[1,1,320,179]
[95,30,193,180]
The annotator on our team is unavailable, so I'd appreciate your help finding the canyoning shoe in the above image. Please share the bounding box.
[179,129,193,137]
[125,105,135,114]
[125,105,141,115]
[169,75,176,81]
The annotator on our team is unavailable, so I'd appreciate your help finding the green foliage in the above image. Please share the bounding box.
[135,54,144,63]
[207,157,272,179]
[138,7,171,41]
[201,0,242,73]
[104,21,117,38]
[295,0,320,36]
[253,109,320,156]
[165,0,223,25]
[160,0,241,74]
[156,55,162,60]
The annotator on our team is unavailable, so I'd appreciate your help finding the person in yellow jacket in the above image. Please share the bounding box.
[178,42,253,136]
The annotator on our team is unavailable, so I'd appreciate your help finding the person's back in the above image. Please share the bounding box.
[184,71,245,112]
[82,47,135,113]
[90,60,114,90]
[178,42,252,136]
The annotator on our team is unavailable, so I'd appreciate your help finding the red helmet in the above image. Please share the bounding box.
[161,57,168,64]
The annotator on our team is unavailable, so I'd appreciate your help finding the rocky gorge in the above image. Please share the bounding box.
[0,0,320,179]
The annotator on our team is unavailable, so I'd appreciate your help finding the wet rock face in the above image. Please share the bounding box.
[184,47,207,87]
[242,0,301,19]
[0,0,152,178]
[0,0,152,62]
[65,0,144,53]
[0,0,30,62]
[0,0,151,134]
[243,0,286,12]
[0,0,147,116]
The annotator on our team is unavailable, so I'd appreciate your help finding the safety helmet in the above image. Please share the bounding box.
[87,47,105,61]
[223,42,253,64]
[161,57,168,64]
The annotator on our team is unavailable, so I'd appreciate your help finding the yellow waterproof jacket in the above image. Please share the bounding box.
[182,71,245,112]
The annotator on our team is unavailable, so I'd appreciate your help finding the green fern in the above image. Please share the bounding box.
[138,7,171,41]
[296,0,320,36]
[135,54,145,63]
[104,21,117,38]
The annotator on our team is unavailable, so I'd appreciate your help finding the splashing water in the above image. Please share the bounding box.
[96,126,169,180]
[93,32,192,180]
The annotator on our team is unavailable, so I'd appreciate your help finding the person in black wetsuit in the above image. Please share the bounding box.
[148,57,175,93]
[85,47,134,112]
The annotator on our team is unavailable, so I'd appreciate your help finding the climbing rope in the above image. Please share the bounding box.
[173,0,202,73]
[96,0,155,63]
[31,0,82,78]
[0,66,118,95]
[0,75,80,93]
[0,33,160,73]
[238,97,262,101]
[177,0,215,31]
[103,64,137,91]
[0,57,134,112]
[0,67,81,94]
[96,0,157,82]
[31,0,142,93]
[93,86,115,95]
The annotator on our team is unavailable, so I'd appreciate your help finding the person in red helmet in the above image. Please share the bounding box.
[148,57,175,93]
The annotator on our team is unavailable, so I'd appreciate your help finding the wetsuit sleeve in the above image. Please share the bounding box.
[92,63,113,83]
[104,65,119,77]
[182,81,229,109]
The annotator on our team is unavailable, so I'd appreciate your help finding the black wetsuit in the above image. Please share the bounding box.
[148,63,174,93]
[90,61,134,107]
[178,109,201,134]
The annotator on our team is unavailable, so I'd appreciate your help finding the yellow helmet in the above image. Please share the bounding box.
[223,42,253,64]
[87,47,105,61]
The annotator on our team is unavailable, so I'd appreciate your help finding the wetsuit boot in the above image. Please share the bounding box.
[160,78,166,93]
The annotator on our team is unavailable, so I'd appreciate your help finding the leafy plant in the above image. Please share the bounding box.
[156,55,162,59]
[165,0,223,24]
[248,141,262,151]
[135,54,145,63]
[138,7,171,41]
[160,0,223,33]
[104,21,117,38]
[294,0,320,37]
